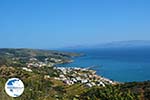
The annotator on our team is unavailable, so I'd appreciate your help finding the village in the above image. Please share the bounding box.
[18,56,117,88]
[53,67,117,87]
[22,57,117,87]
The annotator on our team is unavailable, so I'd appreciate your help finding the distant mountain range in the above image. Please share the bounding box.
[65,40,150,50]
[97,40,150,49]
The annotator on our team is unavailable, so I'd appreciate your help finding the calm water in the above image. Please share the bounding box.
[59,48,150,82]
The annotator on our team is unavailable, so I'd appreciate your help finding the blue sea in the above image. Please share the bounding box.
[59,48,150,82]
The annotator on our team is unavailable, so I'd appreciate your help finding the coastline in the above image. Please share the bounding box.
[54,53,119,87]
[60,50,150,82]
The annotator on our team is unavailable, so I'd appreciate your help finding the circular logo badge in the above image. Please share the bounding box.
[5,78,24,97]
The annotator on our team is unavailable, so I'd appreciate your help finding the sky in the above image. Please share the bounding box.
[0,0,150,49]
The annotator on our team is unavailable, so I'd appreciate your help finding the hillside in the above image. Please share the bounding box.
[0,48,81,67]
[0,66,150,100]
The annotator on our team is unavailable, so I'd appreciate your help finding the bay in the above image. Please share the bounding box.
[59,48,150,82]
